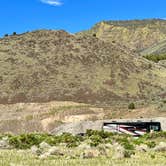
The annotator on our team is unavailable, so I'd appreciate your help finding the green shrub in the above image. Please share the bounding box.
[4,34,8,37]
[58,133,82,147]
[8,133,50,149]
[146,141,156,148]
[13,32,17,35]
[132,138,144,145]
[124,150,135,158]
[128,103,135,109]
[162,100,166,104]
[86,129,113,139]
[89,135,103,147]
[143,54,166,63]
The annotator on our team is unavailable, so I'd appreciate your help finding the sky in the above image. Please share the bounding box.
[0,0,165,36]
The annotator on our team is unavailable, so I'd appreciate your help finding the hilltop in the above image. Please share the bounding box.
[79,19,166,52]
[0,29,166,105]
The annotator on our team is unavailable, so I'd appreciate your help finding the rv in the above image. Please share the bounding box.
[103,121,161,136]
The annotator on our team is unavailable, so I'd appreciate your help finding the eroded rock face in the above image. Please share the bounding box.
[80,19,166,52]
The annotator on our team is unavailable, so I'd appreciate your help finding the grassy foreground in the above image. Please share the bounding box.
[0,131,166,166]
[0,150,166,166]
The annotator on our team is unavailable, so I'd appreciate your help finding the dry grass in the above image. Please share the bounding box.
[0,30,166,105]
[0,150,166,166]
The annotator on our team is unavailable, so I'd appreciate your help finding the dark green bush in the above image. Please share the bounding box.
[116,137,135,150]
[86,129,113,138]
[58,133,82,147]
[146,141,156,148]
[162,100,166,104]
[124,150,135,158]
[4,34,8,37]
[143,132,166,139]
[89,135,103,147]
[143,54,166,63]
[8,133,82,149]
[3,131,166,150]
[132,138,144,145]
[128,103,135,109]
[13,32,17,35]
[8,133,50,149]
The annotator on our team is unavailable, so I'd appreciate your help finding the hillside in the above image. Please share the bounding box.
[0,30,166,105]
[79,19,166,52]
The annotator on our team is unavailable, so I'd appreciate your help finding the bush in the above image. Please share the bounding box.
[143,132,166,139]
[116,137,135,150]
[124,150,135,158]
[128,103,135,109]
[86,129,113,139]
[8,133,49,149]
[143,54,166,63]
[146,141,156,148]
[13,32,17,35]
[89,135,103,147]
[8,133,82,149]
[4,34,8,37]
[58,133,81,147]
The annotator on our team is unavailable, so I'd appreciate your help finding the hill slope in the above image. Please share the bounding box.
[0,30,166,104]
[79,19,166,52]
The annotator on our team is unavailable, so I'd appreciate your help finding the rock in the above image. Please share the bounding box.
[105,143,113,149]
[31,145,41,155]
[154,142,166,152]
[39,142,51,151]
[48,146,64,156]
[0,137,10,149]
[136,144,148,152]
[78,142,91,150]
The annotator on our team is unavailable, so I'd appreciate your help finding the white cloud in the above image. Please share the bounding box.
[40,0,63,6]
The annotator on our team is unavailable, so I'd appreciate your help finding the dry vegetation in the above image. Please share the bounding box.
[0,131,166,166]
[0,150,165,166]
[0,30,166,105]
[80,19,166,52]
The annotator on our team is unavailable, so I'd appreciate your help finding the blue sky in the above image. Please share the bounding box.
[0,0,165,36]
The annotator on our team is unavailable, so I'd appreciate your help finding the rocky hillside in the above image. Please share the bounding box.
[79,19,166,52]
[0,30,166,104]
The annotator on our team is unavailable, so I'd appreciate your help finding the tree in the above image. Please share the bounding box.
[13,32,17,35]
[4,34,8,37]
[92,33,96,37]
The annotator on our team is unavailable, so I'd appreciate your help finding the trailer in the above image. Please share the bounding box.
[103,121,161,136]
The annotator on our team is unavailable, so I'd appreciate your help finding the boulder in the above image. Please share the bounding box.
[48,146,64,156]
[136,144,148,152]
[154,142,166,152]
[39,142,51,151]
[0,137,10,149]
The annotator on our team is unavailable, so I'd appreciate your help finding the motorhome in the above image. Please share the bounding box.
[103,121,161,136]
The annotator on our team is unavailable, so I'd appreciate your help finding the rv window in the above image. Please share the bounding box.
[150,125,159,131]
